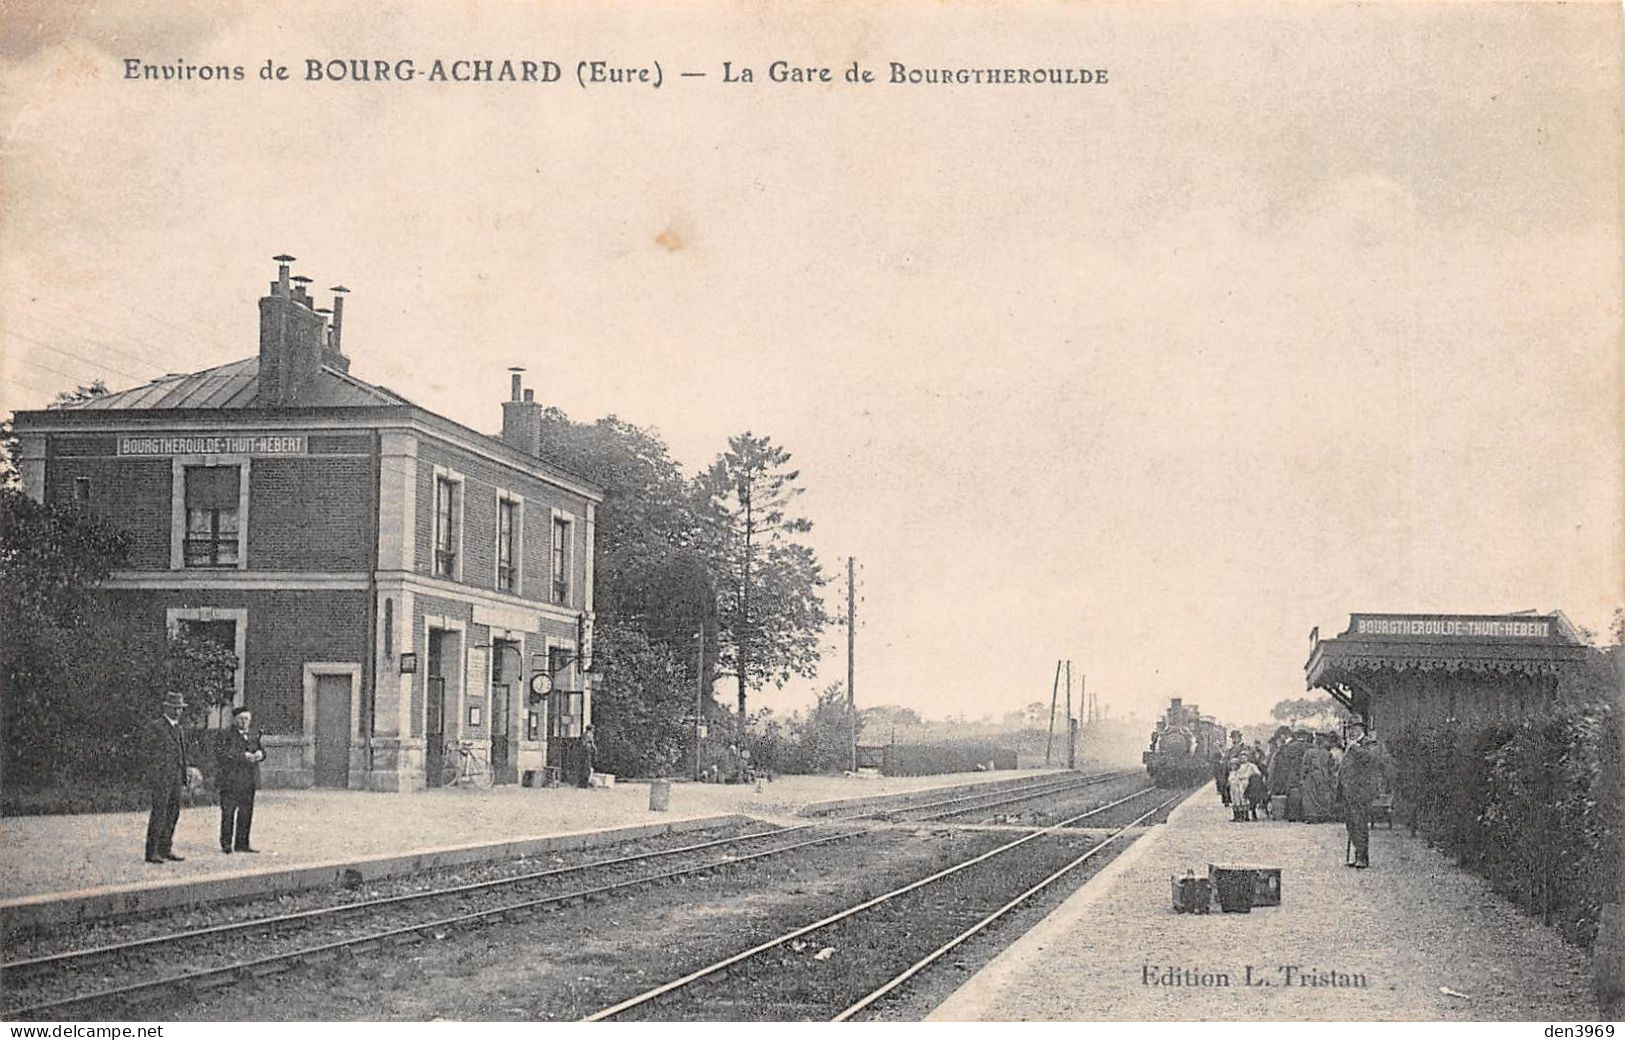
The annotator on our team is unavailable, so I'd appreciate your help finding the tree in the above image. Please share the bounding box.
[1269,695,1352,729]
[0,416,17,489]
[529,411,723,776]
[515,415,832,771]
[860,704,922,729]
[587,616,696,777]
[1563,610,1624,706]
[790,683,859,773]
[1,381,107,488]
[0,483,140,786]
[537,412,711,622]
[164,631,241,725]
[697,433,830,716]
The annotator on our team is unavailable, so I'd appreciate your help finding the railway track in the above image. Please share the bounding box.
[888,768,1137,821]
[1,770,1138,1019]
[980,776,1176,828]
[584,786,1191,1021]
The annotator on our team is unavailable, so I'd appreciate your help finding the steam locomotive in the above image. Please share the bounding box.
[1143,697,1227,786]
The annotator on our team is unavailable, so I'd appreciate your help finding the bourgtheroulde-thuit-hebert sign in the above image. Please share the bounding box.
[117,434,307,456]
[1352,615,1553,640]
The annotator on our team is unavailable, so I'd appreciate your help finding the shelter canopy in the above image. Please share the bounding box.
[1305,612,1589,710]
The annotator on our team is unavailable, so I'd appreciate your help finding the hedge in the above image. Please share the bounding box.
[1389,693,1622,947]
[883,742,1019,777]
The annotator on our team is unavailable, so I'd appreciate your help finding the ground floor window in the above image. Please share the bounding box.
[172,615,242,728]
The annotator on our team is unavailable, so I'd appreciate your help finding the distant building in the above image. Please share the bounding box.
[11,258,603,791]
[1304,611,1591,738]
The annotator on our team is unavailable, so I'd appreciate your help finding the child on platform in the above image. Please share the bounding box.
[1229,756,1263,822]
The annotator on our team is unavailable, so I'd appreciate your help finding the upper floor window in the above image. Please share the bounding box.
[184,466,240,568]
[551,516,571,605]
[497,497,519,592]
[434,475,460,578]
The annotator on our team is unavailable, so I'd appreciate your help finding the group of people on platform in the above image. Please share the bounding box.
[1212,720,1389,869]
[143,691,265,864]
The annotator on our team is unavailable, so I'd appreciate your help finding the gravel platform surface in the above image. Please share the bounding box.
[930,788,1600,1021]
[0,769,1067,900]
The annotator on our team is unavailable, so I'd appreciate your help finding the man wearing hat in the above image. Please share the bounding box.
[1338,719,1385,868]
[143,691,198,863]
[215,706,266,853]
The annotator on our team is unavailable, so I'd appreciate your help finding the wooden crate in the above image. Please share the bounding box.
[1209,864,1282,907]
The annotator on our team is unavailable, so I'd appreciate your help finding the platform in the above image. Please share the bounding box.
[930,787,1600,1021]
[0,768,1065,928]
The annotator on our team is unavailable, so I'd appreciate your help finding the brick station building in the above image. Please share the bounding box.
[1304,611,1592,738]
[10,258,603,791]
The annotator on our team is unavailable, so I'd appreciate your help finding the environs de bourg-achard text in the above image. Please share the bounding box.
[123,57,1111,88]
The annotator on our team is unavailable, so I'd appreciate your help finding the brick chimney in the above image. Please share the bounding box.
[501,368,542,455]
[325,285,352,373]
[258,255,330,407]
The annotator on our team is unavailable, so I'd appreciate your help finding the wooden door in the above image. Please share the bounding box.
[489,642,518,784]
[425,630,446,786]
[313,673,352,788]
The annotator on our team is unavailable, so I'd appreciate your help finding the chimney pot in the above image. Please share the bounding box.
[328,288,348,354]
[523,389,534,402]
[508,367,525,401]
[272,254,295,296]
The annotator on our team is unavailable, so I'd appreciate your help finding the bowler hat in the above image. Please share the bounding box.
[161,691,187,710]
[232,705,252,717]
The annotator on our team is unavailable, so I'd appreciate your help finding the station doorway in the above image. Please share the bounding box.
[489,640,521,785]
[312,673,352,787]
[423,627,460,787]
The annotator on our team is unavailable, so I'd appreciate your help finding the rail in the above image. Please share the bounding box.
[2,769,1157,1019]
[581,785,1187,1021]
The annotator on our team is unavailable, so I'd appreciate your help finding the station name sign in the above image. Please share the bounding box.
[1355,616,1551,639]
[117,434,307,456]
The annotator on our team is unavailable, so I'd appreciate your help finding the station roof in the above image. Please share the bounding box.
[17,356,602,500]
[44,356,414,411]
[1305,611,1590,690]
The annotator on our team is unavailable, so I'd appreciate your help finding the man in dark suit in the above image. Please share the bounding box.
[1339,720,1386,869]
[1270,730,1309,821]
[579,724,597,788]
[215,706,265,853]
[143,690,196,863]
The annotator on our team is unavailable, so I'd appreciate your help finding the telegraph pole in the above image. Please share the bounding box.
[1065,659,1074,770]
[1045,659,1062,766]
[695,628,705,781]
[846,557,859,772]
[1065,659,1073,738]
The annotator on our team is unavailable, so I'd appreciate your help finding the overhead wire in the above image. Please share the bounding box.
[10,310,192,376]
[20,302,213,372]
[5,330,147,384]
[13,352,88,385]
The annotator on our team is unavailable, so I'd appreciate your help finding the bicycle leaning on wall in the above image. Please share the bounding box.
[442,739,489,788]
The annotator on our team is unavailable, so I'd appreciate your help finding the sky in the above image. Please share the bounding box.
[2,0,1620,730]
